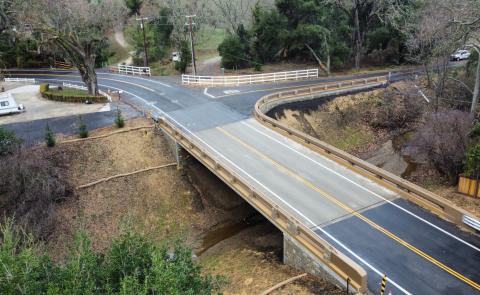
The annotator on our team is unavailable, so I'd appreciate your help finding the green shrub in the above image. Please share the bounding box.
[0,220,224,295]
[44,124,56,147]
[466,144,480,178]
[0,127,21,156]
[39,83,49,94]
[77,116,88,138]
[41,89,108,103]
[115,108,125,128]
[218,35,249,69]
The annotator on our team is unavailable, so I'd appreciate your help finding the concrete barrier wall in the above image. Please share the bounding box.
[254,76,480,234]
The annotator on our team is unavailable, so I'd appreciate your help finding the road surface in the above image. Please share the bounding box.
[4,69,480,295]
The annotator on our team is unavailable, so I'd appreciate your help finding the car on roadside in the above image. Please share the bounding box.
[0,93,25,116]
[450,49,471,61]
[171,52,181,62]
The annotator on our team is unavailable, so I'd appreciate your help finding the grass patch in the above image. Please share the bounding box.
[149,62,178,76]
[196,27,226,52]
[47,88,90,97]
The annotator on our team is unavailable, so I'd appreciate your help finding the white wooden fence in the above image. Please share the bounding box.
[182,69,319,86]
[62,82,112,102]
[4,77,36,83]
[108,64,151,76]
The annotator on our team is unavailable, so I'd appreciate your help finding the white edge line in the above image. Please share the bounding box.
[39,76,411,295]
[242,120,480,252]
[203,88,216,99]
[317,227,412,295]
[98,72,172,88]
[158,110,411,295]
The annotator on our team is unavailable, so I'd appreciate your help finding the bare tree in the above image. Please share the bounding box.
[13,0,125,96]
[388,0,480,112]
[211,0,255,35]
[157,0,216,47]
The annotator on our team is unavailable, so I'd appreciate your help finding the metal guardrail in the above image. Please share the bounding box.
[463,215,480,232]
[108,64,151,76]
[4,77,36,83]
[182,69,319,86]
[254,75,480,233]
[155,117,368,294]
[62,82,112,102]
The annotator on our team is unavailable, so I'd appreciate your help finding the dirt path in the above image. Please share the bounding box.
[114,28,133,65]
[197,56,221,75]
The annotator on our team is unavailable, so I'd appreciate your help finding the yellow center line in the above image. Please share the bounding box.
[217,126,480,291]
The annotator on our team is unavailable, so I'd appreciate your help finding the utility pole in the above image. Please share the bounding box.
[185,15,197,75]
[136,16,149,67]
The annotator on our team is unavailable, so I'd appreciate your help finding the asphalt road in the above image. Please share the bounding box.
[5,68,480,295]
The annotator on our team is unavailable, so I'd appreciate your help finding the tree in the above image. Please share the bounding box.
[408,110,474,183]
[13,0,125,96]
[211,0,254,35]
[326,0,381,69]
[125,0,143,16]
[388,0,480,112]
[250,4,288,63]
[174,40,192,73]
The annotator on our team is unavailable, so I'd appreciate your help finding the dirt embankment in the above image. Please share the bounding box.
[41,118,340,294]
[272,82,480,219]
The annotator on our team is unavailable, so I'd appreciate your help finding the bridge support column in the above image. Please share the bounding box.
[158,127,187,169]
[283,233,353,293]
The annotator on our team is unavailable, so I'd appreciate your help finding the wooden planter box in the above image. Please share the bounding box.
[458,175,480,198]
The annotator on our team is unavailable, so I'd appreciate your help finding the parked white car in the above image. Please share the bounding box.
[0,93,25,115]
[171,52,181,62]
[450,50,471,61]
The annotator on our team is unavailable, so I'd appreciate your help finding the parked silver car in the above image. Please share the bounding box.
[450,49,471,61]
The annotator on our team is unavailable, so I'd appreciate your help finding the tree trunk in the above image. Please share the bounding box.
[305,43,330,76]
[470,47,480,114]
[353,3,361,70]
[79,55,98,96]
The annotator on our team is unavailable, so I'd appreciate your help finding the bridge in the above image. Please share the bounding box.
[5,69,480,295]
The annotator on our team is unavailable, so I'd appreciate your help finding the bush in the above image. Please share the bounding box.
[77,116,88,138]
[39,83,49,94]
[0,151,72,239]
[41,90,108,103]
[370,86,424,130]
[0,127,21,156]
[407,110,474,183]
[0,222,224,295]
[466,144,480,178]
[44,124,56,147]
[218,35,249,69]
[115,108,125,128]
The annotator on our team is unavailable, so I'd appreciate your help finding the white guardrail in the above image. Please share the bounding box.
[108,64,151,76]
[463,215,480,232]
[62,82,112,102]
[4,77,36,83]
[182,69,319,86]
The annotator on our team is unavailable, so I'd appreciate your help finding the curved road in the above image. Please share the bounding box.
[6,69,480,295]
